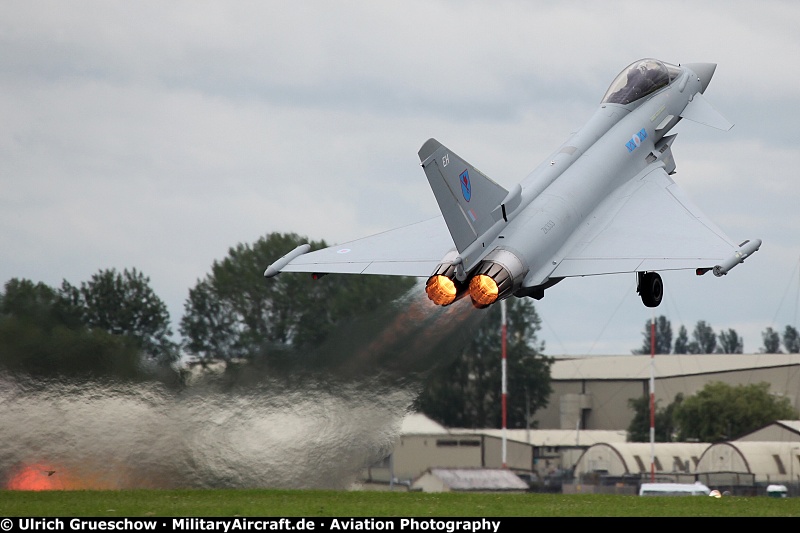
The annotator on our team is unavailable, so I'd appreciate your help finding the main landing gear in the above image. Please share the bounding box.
[637,271,663,308]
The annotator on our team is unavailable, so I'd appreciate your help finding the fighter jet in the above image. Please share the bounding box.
[265,58,761,309]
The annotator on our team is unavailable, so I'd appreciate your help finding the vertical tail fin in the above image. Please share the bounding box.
[418,138,508,253]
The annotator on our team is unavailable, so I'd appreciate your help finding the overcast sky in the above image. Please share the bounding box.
[2,1,799,356]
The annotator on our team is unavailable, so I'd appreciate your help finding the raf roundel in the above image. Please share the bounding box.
[625,128,648,153]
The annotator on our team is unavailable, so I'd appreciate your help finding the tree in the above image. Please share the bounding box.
[180,232,416,361]
[718,328,744,354]
[627,393,683,442]
[633,315,672,354]
[783,325,800,353]
[673,381,798,442]
[688,320,717,354]
[414,298,553,429]
[673,325,689,354]
[760,327,782,353]
[59,268,177,365]
[504,301,552,429]
[0,278,143,378]
[180,279,244,360]
[0,278,75,328]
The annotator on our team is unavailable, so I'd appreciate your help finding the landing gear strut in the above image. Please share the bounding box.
[637,271,663,308]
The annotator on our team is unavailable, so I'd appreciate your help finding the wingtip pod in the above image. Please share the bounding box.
[713,239,762,277]
[264,243,311,278]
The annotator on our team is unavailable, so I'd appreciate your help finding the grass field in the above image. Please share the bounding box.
[0,489,799,517]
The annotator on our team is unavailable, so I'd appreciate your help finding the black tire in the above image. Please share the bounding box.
[639,272,663,308]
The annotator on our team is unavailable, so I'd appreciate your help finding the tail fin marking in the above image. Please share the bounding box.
[418,138,508,253]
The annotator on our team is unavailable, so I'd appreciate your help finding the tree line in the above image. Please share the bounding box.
[0,232,554,428]
[0,233,414,377]
[633,315,800,355]
[1,231,796,436]
[0,270,174,380]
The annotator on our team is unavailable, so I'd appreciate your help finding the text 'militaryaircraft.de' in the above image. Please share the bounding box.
[265,58,761,310]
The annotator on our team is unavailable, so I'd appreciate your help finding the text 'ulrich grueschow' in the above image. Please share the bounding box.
[9,517,504,533]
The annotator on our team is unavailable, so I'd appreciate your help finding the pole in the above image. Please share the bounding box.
[649,311,656,482]
[501,299,508,469]
[389,452,394,491]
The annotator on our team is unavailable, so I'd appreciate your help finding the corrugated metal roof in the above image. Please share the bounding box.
[400,413,448,434]
[697,441,800,481]
[573,436,800,481]
[420,468,529,491]
[738,420,800,441]
[776,420,800,434]
[575,442,711,476]
[551,353,800,380]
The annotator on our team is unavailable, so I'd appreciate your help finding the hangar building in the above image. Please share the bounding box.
[535,353,800,431]
[358,354,800,494]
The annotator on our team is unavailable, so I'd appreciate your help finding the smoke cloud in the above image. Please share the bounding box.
[0,283,485,489]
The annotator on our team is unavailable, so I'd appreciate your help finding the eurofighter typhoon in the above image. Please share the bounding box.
[265,59,761,309]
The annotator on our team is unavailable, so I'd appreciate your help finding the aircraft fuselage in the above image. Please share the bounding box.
[266,59,759,310]
[464,63,708,298]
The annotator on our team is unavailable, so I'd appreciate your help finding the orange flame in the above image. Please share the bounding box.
[6,463,61,491]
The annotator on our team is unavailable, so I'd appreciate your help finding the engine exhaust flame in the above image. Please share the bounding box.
[425,275,457,306]
[469,274,499,308]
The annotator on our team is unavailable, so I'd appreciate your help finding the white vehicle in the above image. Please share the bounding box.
[639,482,711,496]
[767,484,788,498]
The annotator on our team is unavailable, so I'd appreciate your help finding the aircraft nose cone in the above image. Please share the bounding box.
[684,63,717,93]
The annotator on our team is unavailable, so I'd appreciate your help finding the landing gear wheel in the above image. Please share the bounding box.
[638,272,663,308]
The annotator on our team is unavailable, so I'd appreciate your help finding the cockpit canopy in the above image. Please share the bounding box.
[602,59,682,105]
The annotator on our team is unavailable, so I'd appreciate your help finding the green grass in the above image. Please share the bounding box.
[0,489,799,517]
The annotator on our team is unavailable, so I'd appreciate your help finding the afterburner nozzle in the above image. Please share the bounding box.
[426,250,470,306]
[426,275,458,306]
[464,248,526,309]
[469,275,499,309]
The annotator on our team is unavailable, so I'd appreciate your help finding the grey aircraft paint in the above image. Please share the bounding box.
[266,58,761,310]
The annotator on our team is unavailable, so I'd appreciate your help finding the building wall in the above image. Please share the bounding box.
[367,434,535,486]
[535,379,645,430]
[535,381,585,429]
[573,442,710,479]
[534,364,800,431]
[577,444,627,476]
[482,437,534,471]
[412,473,448,493]
[582,381,645,430]
[656,367,800,412]
[696,442,800,484]
[392,435,484,482]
